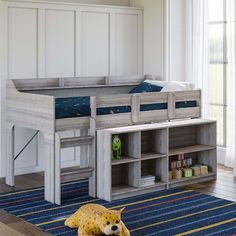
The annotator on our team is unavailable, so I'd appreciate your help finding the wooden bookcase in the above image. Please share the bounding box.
[97,119,217,201]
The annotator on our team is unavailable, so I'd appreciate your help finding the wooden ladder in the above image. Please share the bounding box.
[55,127,96,205]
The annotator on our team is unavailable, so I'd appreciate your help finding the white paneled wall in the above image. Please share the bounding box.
[115,13,139,75]
[0,1,143,176]
[45,9,76,77]
[81,11,109,76]
[8,8,38,79]
[130,0,165,78]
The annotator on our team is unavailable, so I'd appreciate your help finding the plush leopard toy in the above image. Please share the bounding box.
[64,204,130,236]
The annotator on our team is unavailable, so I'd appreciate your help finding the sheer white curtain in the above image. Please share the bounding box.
[225,0,236,175]
[186,0,236,176]
[185,0,209,118]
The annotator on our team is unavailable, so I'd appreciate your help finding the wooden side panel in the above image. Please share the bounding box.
[97,132,111,201]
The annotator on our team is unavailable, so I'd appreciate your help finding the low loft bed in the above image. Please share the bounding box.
[6,75,201,204]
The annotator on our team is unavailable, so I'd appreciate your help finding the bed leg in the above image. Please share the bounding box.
[6,123,15,186]
[43,133,55,204]
[55,133,61,205]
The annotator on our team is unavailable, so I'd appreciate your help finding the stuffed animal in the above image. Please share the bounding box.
[65,204,130,236]
[112,135,122,160]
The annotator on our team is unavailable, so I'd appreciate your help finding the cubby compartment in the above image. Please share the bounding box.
[169,123,216,156]
[112,162,140,198]
[141,129,168,160]
[168,149,217,188]
[111,132,140,165]
[141,158,168,186]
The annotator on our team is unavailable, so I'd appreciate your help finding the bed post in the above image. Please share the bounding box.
[168,93,175,120]
[131,94,140,124]
[55,132,61,205]
[89,96,96,197]
[43,132,55,203]
[5,122,15,186]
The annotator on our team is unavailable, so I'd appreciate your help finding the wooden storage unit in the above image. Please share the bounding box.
[97,119,217,201]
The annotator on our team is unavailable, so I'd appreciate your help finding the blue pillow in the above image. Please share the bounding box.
[129,82,163,94]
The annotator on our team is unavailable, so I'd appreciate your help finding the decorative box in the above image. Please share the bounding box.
[200,165,208,175]
[191,166,201,176]
[182,159,187,167]
[183,168,192,178]
[173,169,183,179]
[171,161,177,169]
[178,154,185,160]
[176,160,182,168]
[169,171,173,180]
[186,158,192,166]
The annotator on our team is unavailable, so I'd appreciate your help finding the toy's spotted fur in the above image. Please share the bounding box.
[65,204,130,236]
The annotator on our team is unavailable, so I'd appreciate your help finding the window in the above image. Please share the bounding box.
[208,0,228,146]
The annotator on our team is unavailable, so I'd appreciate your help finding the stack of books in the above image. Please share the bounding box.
[140,175,155,187]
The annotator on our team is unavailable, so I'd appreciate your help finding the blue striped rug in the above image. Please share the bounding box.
[0,180,236,236]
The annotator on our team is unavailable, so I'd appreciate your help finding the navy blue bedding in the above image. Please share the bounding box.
[55,96,197,119]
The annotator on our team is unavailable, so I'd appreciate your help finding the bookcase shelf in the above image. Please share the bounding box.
[141,153,166,161]
[97,119,217,201]
[169,172,216,188]
[169,144,215,156]
[112,157,140,165]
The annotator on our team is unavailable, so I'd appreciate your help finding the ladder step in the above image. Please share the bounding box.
[61,167,93,177]
[61,135,93,149]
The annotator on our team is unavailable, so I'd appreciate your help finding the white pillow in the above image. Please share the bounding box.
[144,79,168,88]
[161,81,194,92]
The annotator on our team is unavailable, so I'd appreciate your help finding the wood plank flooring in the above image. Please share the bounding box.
[0,165,235,236]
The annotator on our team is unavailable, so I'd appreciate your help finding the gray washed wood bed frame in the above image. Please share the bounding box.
[6,75,201,204]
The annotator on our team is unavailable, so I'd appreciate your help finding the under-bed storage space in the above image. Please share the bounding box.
[97,119,217,201]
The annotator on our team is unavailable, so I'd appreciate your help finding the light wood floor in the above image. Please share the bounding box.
[0,165,235,236]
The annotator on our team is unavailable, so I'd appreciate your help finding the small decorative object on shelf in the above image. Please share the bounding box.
[191,166,201,176]
[173,169,183,179]
[140,175,155,187]
[186,158,193,166]
[200,165,208,175]
[183,168,193,178]
[178,154,185,160]
[169,171,173,180]
[171,161,177,169]
[176,160,182,168]
[112,135,122,160]
[182,159,187,167]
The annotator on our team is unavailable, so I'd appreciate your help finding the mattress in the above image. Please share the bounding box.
[55,96,197,119]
